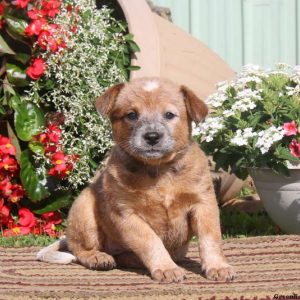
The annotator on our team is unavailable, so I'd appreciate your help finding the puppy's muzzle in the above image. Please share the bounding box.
[143,131,164,146]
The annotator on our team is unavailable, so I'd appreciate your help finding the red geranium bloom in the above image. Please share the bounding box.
[0,155,18,173]
[34,132,48,145]
[0,135,16,156]
[28,7,46,19]
[38,28,66,53]
[50,152,67,171]
[0,3,5,15]
[18,208,36,228]
[289,139,300,158]
[3,226,31,237]
[48,152,73,178]
[42,0,61,18]
[43,222,58,236]
[9,184,25,203]
[0,199,12,227]
[41,211,62,224]
[47,124,61,143]
[283,121,298,136]
[0,178,13,197]
[13,0,30,9]
[27,58,46,80]
[24,18,47,36]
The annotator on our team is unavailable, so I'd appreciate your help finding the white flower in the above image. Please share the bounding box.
[242,64,264,75]
[223,109,235,117]
[198,116,224,142]
[255,126,284,154]
[236,76,262,85]
[230,129,247,146]
[230,127,257,146]
[206,92,227,108]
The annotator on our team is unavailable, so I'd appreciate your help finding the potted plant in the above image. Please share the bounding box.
[196,64,300,234]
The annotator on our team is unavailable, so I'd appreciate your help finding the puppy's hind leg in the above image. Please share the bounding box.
[66,187,116,271]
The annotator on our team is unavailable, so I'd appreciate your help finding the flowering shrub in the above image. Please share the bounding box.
[0,0,138,236]
[196,64,300,179]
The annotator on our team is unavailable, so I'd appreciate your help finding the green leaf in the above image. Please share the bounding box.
[7,122,22,163]
[128,40,140,52]
[20,150,50,202]
[14,102,45,141]
[29,141,45,155]
[0,33,15,55]
[6,63,29,87]
[124,33,134,41]
[14,53,30,64]
[34,192,73,214]
[275,145,300,162]
[5,15,28,37]
[127,65,141,71]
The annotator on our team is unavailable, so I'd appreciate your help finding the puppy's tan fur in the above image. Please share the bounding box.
[37,78,235,283]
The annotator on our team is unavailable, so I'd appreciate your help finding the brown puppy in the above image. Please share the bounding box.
[37,78,235,283]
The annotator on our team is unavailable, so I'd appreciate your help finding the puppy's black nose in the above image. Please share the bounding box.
[144,132,161,146]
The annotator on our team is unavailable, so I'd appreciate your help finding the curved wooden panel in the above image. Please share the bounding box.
[117,0,235,99]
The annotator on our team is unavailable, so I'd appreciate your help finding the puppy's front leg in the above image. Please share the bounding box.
[113,213,186,283]
[190,199,235,281]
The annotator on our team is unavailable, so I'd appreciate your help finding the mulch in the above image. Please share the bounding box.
[0,235,299,300]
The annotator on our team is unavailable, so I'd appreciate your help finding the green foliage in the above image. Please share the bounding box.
[0,234,58,247]
[220,210,280,238]
[14,102,45,141]
[20,150,50,202]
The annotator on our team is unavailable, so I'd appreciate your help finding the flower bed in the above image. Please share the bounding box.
[0,0,139,237]
[196,64,300,179]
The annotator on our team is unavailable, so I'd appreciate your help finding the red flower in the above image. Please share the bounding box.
[48,152,74,178]
[38,25,66,53]
[13,0,30,9]
[42,0,61,18]
[283,121,298,136]
[34,132,48,145]
[50,151,67,171]
[0,199,12,227]
[0,178,13,197]
[0,155,18,173]
[0,135,16,156]
[3,226,31,237]
[43,222,58,236]
[28,7,46,20]
[27,58,46,80]
[24,18,47,36]
[0,3,5,15]
[18,208,36,228]
[9,184,25,203]
[41,211,62,224]
[289,139,300,158]
[47,124,61,143]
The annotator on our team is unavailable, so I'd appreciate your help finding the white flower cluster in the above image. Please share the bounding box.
[255,126,284,154]
[230,127,257,146]
[24,0,128,189]
[197,116,224,142]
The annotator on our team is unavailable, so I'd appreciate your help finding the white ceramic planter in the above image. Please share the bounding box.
[250,168,300,234]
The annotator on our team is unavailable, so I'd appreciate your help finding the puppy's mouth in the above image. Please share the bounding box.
[143,148,164,158]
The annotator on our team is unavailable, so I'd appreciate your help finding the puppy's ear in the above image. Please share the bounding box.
[181,85,208,123]
[95,83,124,117]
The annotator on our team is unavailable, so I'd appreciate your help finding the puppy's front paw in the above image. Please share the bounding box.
[78,250,116,270]
[202,260,235,282]
[151,266,186,283]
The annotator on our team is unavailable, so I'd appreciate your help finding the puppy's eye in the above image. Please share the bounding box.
[164,112,176,120]
[126,112,138,121]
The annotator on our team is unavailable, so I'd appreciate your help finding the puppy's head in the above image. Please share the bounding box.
[96,78,208,164]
